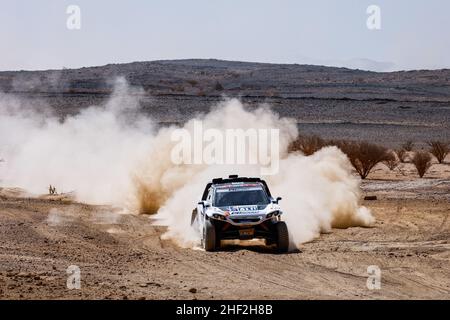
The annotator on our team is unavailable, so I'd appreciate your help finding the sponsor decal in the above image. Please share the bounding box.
[229,205,259,214]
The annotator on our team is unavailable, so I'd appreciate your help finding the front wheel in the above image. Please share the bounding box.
[275,221,289,253]
[203,219,216,252]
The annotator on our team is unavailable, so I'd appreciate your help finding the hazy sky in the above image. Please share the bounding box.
[1,0,449,71]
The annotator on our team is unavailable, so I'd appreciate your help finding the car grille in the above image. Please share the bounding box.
[231,217,261,223]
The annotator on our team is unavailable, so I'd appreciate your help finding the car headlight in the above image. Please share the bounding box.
[212,213,226,220]
[266,211,281,219]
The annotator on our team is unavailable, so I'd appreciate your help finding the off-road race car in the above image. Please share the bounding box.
[191,175,289,252]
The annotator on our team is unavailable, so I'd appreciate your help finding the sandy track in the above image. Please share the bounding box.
[0,189,449,300]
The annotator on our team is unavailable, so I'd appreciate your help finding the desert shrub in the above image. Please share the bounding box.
[335,141,390,179]
[428,141,450,164]
[288,135,328,156]
[186,79,198,86]
[383,151,400,171]
[214,81,224,91]
[396,148,408,163]
[396,140,415,163]
[402,140,415,152]
[411,151,433,178]
[172,85,185,92]
[265,88,280,97]
[197,89,206,96]
[288,136,391,179]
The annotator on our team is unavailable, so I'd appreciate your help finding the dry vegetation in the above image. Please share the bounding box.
[336,141,391,179]
[396,140,415,163]
[289,136,391,179]
[411,151,433,178]
[428,141,450,164]
[287,135,328,156]
[402,140,415,152]
[396,148,408,163]
[289,136,449,179]
[382,151,400,171]
[214,81,224,91]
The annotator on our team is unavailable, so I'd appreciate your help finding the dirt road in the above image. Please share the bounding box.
[0,185,449,300]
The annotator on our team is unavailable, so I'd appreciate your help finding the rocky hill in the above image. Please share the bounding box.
[1,59,450,101]
[1,59,449,146]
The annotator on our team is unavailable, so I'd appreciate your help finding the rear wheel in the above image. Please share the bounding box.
[203,220,216,252]
[275,221,289,253]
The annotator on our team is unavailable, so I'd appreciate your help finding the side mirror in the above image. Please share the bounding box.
[198,201,211,208]
[273,197,282,203]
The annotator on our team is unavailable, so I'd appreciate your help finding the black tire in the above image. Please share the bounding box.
[275,221,289,253]
[203,219,216,252]
[215,228,222,250]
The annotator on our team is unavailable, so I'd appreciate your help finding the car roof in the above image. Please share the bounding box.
[213,182,263,190]
[201,176,272,200]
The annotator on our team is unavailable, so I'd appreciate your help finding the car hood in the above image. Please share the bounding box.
[217,204,272,215]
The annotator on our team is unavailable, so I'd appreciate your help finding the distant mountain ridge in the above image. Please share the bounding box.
[1,59,450,102]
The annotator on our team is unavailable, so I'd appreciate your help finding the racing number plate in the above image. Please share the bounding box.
[239,228,254,236]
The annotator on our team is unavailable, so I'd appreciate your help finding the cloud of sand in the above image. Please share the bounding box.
[0,79,374,249]
[141,100,375,248]
[0,78,155,207]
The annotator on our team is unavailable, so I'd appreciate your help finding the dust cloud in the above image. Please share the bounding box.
[0,79,374,250]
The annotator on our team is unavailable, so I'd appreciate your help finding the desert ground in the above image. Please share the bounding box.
[1,160,449,300]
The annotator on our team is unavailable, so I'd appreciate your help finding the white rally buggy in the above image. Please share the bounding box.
[191,175,289,252]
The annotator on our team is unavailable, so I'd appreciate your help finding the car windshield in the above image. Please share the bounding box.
[214,187,270,207]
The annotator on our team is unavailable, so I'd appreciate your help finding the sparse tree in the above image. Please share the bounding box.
[265,87,280,97]
[336,141,390,179]
[214,81,224,91]
[288,135,328,156]
[383,151,400,171]
[172,85,185,92]
[186,79,198,87]
[396,148,408,163]
[411,151,433,178]
[428,141,450,164]
[402,140,415,152]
